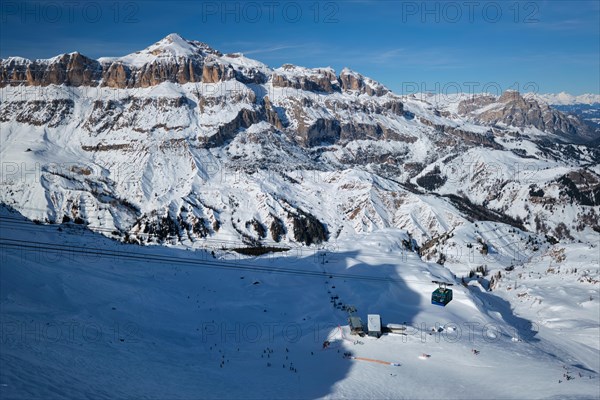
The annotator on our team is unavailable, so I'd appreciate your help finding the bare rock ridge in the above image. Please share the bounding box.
[2,52,103,87]
[339,68,389,96]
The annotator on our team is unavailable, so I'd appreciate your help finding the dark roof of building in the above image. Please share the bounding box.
[349,316,363,328]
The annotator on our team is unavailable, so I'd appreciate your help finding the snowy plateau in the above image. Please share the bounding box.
[0,34,599,399]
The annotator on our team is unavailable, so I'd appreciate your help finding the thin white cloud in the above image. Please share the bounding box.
[362,47,466,70]
[241,44,307,55]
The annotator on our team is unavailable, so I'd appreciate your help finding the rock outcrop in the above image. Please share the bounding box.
[271,65,340,93]
[339,68,388,96]
[459,91,593,141]
[1,53,102,87]
[201,61,235,84]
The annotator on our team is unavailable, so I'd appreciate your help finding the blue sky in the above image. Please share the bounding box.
[1,0,598,94]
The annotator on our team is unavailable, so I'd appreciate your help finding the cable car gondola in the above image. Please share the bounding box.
[431,281,453,306]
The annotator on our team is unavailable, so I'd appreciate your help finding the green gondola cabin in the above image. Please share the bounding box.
[431,281,454,306]
[431,287,453,306]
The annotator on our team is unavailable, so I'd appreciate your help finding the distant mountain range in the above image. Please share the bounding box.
[530,92,600,106]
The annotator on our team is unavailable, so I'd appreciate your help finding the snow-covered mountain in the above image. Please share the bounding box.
[1,34,598,251]
[412,91,596,141]
[1,34,599,399]
[530,92,600,106]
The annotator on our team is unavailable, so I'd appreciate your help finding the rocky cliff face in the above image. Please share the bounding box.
[0,98,74,127]
[339,68,388,96]
[1,53,208,89]
[457,91,594,142]
[1,53,103,87]
[0,34,267,88]
[272,65,340,93]
[1,36,391,98]
[201,61,235,84]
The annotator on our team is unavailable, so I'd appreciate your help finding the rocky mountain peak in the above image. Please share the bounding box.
[98,33,220,68]
[455,91,594,142]
[339,68,389,96]
[144,33,204,57]
[498,89,523,103]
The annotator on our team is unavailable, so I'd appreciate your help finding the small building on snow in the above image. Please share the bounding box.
[349,316,364,335]
[367,314,382,338]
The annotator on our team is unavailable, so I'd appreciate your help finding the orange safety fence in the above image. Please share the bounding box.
[350,356,400,366]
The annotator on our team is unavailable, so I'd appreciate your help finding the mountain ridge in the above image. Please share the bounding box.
[0,33,387,92]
